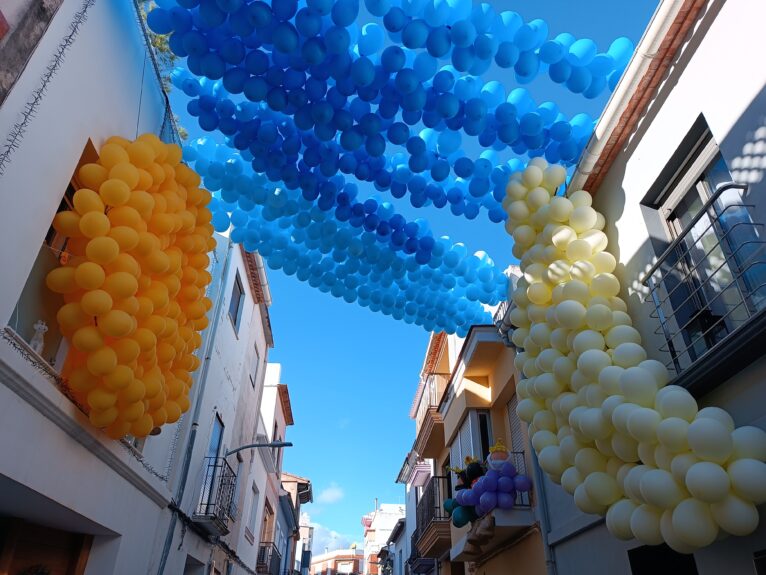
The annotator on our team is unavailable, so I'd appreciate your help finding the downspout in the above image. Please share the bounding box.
[568,0,684,193]
[531,450,558,575]
[156,239,235,575]
[254,252,272,306]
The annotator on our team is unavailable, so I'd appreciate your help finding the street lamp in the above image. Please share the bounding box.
[225,441,293,457]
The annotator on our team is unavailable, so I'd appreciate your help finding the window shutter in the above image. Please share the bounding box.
[507,395,524,453]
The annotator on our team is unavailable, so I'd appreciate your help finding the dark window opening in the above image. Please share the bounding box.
[628,544,698,575]
[229,272,245,331]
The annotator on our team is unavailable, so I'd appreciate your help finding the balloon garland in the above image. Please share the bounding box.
[183,137,505,335]
[503,158,766,552]
[46,134,214,438]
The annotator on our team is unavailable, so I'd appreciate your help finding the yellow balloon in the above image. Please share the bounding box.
[108,205,143,228]
[99,178,131,207]
[52,211,83,237]
[113,296,140,315]
[120,378,146,403]
[130,413,154,437]
[120,400,145,422]
[104,419,132,440]
[72,325,104,352]
[79,211,111,239]
[127,141,156,168]
[102,365,134,391]
[86,346,118,376]
[74,261,105,290]
[57,302,90,333]
[106,253,141,277]
[81,289,113,316]
[89,407,118,428]
[87,387,117,410]
[73,188,105,214]
[46,267,77,294]
[98,309,134,338]
[165,401,182,423]
[99,142,130,169]
[102,271,139,299]
[85,236,120,265]
[68,367,98,393]
[112,338,140,363]
[108,226,140,251]
[78,163,109,190]
[109,162,140,190]
[133,327,157,352]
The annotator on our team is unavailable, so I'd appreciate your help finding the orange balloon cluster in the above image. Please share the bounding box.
[46,134,215,439]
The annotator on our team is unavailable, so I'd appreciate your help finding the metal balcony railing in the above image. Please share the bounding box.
[194,456,237,534]
[642,182,766,375]
[414,475,450,541]
[509,451,532,508]
[257,542,282,575]
[414,374,448,431]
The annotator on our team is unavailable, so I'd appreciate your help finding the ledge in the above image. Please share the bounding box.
[0,337,172,508]
[672,306,766,398]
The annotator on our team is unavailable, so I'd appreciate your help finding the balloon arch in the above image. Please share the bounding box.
[137,0,766,553]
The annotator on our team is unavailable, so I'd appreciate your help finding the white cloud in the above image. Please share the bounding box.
[302,513,355,556]
[317,482,344,504]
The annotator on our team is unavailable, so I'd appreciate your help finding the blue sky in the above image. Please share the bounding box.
[171,0,659,551]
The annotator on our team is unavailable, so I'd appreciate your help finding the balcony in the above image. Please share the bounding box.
[450,452,535,562]
[408,531,437,575]
[413,374,448,459]
[193,457,237,536]
[414,476,451,560]
[642,182,766,396]
[257,542,282,575]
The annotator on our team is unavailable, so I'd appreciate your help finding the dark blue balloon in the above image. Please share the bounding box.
[351,57,375,87]
[383,7,407,32]
[325,26,351,54]
[402,19,429,49]
[295,8,322,37]
[331,0,359,27]
[147,8,173,34]
[381,46,406,73]
[426,26,451,57]
[549,59,572,84]
[495,41,519,68]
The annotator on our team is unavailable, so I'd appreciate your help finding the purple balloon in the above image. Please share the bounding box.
[464,489,479,506]
[500,461,517,478]
[485,469,499,481]
[497,476,515,493]
[473,477,486,496]
[479,491,498,511]
[474,502,487,516]
[513,474,532,493]
[497,492,515,510]
[482,474,498,492]
[455,489,466,506]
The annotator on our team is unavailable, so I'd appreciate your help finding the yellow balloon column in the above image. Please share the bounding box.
[504,158,766,552]
[46,134,215,439]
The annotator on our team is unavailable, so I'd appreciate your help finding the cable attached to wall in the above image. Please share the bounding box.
[0,0,97,178]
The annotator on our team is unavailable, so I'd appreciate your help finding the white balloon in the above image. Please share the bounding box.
[606,499,637,540]
[710,494,759,536]
[672,498,718,547]
[685,461,730,503]
[640,469,686,509]
[630,504,664,545]
[687,418,733,464]
[727,458,766,504]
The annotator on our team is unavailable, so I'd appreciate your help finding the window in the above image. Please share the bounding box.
[251,345,261,387]
[248,483,259,533]
[448,410,492,492]
[755,548,766,574]
[229,271,245,332]
[200,415,225,509]
[230,455,244,518]
[645,132,766,376]
[628,544,698,574]
[507,394,525,454]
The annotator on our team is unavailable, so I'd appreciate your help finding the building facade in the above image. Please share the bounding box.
[362,504,406,575]
[0,2,311,573]
[400,331,546,575]
[510,0,766,574]
[310,548,365,575]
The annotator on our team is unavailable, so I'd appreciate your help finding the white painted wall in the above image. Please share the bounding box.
[546,1,766,572]
[0,0,165,326]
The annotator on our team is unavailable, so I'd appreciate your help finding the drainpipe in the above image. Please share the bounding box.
[531,450,558,575]
[156,239,235,575]
[568,0,685,193]
[254,252,272,306]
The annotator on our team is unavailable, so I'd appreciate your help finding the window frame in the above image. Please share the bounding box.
[229,271,246,333]
[448,409,492,493]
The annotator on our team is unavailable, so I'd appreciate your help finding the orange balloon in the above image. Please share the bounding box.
[112,338,141,364]
[103,365,134,391]
[99,178,131,207]
[89,407,119,428]
[130,413,154,437]
[85,236,120,265]
[103,271,139,299]
[100,142,130,169]
[74,261,105,290]
[80,289,113,316]
[52,211,83,237]
[108,226,140,251]
[79,211,111,238]
[46,267,77,294]
[79,163,109,190]
[73,188,105,214]
[109,162,140,190]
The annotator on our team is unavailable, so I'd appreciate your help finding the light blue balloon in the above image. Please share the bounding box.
[358,22,384,55]
[495,11,522,42]
[413,52,438,81]
[568,38,597,66]
[437,130,461,155]
[480,81,505,108]
[424,0,450,27]
[608,37,634,68]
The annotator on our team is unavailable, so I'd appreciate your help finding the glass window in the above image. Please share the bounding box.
[248,483,260,536]
[229,272,245,332]
[650,137,766,373]
[252,345,261,387]
[628,544,698,574]
[448,410,492,493]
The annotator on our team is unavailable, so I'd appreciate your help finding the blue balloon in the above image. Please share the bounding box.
[426,26,451,57]
[383,7,407,32]
[295,8,322,37]
[364,0,390,17]
[568,38,597,66]
[381,45,406,72]
[402,19,429,49]
[331,0,359,27]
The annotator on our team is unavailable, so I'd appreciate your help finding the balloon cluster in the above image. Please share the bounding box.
[444,443,533,527]
[504,158,766,551]
[183,137,504,334]
[46,134,214,438]
[171,67,593,225]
